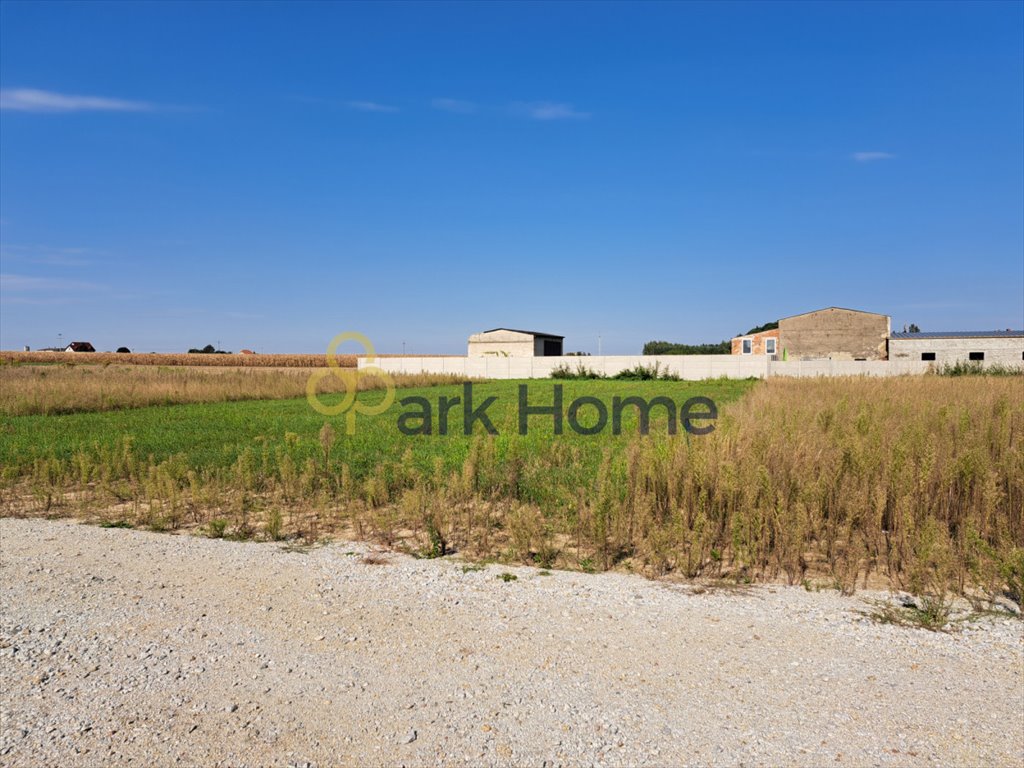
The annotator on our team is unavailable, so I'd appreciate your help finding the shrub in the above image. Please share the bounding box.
[423,517,447,559]
[1000,548,1024,606]
[551,363,605,380]
[939,361,1022,377]
[612,362,680,381]
[265,509,284,541]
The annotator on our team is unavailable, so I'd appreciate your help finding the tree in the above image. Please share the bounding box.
[742,320,779,335]
[643,340,731,355]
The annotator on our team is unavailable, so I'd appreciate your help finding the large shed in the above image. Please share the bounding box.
[467,328,564,358]
[777,307,890,360]
[888,330,1024,366]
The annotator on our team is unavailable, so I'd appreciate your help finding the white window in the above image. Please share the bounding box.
[741,338,752,355]
[765,338,776,355]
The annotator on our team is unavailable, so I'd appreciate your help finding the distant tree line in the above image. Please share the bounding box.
[743,321,779,334]
[643,321,778,356]
[188,344,231,354]
[643,340,731,355]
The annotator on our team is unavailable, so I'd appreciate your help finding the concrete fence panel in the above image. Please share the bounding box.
[362,355,973,380]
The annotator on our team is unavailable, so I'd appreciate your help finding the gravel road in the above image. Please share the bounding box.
[1,518,1021,767]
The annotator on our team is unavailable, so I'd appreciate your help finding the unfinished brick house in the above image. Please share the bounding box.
[731,327,780,356]
[733,307,890,360]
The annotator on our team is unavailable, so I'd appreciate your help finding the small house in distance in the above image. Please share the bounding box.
[468,328,564,357]
[731,327,780,357]
[889,330,1024,366]
[65,341,96,353]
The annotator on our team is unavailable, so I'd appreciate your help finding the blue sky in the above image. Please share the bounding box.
[1,1,1022,354]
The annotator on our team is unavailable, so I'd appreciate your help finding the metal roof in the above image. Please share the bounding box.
[481,328,564,339]
[890,330,1023,340]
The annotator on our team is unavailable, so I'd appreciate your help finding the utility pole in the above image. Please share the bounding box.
[598,334,602,356]
[402,341,406,356]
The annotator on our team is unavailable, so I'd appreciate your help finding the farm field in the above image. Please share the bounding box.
[0,350,357,368]
[0,351,458,368]
[0,377,751,502]
[0,363,467,416]
[1,373,1022,603]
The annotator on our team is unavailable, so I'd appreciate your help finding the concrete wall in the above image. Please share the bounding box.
[360,355,945,379]
[888,336,1024,367]
[767,359,932,377]
[365,355,767,379]
[779,308,890,361]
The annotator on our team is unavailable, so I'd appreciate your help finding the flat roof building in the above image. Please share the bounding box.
[888,330,1024,367]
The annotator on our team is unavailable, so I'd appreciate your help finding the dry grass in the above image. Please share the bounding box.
[0,351,459,367]
[0,364,470,416]
[1,351,355,367]
[4,376,1022,601]
[611,376,1024,598]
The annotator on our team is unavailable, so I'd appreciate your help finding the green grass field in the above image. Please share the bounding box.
[0,378,753,510]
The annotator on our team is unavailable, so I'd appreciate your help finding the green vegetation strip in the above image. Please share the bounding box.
[0,379,752,510]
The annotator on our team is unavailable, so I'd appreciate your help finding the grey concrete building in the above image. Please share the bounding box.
[888,330,1024,367]
[778,307,890,360]
[467,328,564,358]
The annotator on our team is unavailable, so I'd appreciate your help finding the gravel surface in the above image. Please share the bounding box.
[1,518,1021,767]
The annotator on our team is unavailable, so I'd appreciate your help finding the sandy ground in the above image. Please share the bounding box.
[1,518,1021,767]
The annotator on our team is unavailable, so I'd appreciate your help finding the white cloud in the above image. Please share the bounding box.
[0,244,94,267]
[511,101,591,121]
[852,151,895,163]
[0,274,102,306]
[0,273,104,292]
[431,98,476,114]
[346,100,399,113]
[0,88,154,113]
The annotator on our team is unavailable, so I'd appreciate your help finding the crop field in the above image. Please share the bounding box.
[0,351,457,367]
[0,364,467,416]
[1,370,1021,602]
[0,350,358,367]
